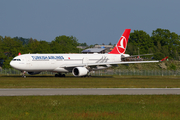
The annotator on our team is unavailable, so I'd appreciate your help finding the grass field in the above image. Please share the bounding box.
[0,95,179,120]
[0,75,180,88]
[0,75,180,119]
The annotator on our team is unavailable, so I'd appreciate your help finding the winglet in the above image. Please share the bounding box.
[160,56,168,62]
[18,53,21,56]
[108,29,131,54]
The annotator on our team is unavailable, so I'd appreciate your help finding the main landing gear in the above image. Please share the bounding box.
[55,73,65,77]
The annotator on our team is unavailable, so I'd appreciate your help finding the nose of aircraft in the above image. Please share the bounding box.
[10,61,20,69]
[10,61,14,68]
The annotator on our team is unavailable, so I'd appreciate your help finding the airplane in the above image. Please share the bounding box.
[10,29,167,77]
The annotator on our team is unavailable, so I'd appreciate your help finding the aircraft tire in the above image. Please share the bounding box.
[22,75,26,78]
[62,74,65,77]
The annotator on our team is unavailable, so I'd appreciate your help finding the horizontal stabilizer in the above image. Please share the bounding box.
[160,56,168,62]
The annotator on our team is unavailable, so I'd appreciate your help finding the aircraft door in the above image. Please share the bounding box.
[26,56,32,67]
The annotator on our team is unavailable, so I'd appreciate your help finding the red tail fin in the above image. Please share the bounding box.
[18,53,21,56]
[108,29,131,54]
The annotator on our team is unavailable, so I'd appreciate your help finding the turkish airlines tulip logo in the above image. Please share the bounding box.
[116,36,127,54]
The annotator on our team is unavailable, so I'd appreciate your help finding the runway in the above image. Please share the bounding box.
[0,88,180,96]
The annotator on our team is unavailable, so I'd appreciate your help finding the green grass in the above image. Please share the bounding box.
[0,95,179,120]
[0,76,180,119]
[0,75,180,88]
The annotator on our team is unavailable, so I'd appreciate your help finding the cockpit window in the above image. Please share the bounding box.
[12,59,21,61]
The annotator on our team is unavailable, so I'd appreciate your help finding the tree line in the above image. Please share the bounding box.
[127,28,180,60]
[0,35,83,68]
[0,28,180,68]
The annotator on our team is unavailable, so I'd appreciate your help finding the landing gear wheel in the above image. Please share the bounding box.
[22,71,26,78]
[55,73,66,77]
[55,74,58,77]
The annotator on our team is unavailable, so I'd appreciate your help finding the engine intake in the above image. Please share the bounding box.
[72,67,89,76]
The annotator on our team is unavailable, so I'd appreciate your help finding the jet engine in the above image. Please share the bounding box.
[27,72,41,75]
[72,67,89,77]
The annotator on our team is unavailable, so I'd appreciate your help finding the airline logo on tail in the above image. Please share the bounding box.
[108,29,131,54]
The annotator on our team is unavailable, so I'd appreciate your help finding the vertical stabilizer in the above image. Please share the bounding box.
[108,29,131,54]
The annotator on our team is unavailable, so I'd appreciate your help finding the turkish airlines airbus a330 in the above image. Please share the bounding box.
[10,29,166,77]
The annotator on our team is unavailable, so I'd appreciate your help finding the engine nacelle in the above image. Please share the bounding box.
[27,72,41,75]
[72,67,89,77]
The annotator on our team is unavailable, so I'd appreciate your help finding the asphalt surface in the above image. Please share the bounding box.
[0,88,180,96]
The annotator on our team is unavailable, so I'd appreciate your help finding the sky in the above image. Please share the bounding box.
[0,0,180,45]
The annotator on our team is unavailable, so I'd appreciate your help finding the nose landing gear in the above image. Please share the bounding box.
[22,71,26,78]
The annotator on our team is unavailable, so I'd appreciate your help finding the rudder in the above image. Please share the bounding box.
[108,29,131,54]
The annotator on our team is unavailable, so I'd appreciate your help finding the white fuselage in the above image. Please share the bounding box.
[10,53,128,73]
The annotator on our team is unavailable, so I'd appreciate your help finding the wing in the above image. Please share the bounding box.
[61,60,160,68]
[60,56,168,68]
